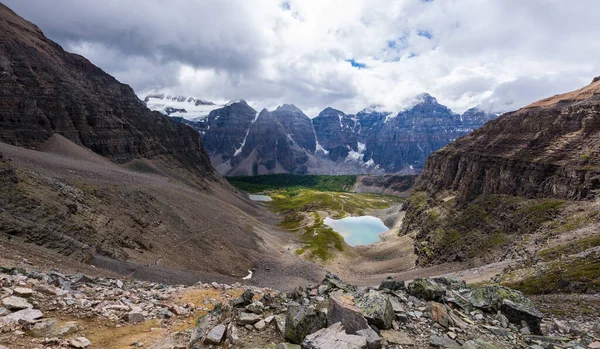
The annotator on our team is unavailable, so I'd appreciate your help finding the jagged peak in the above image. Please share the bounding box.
[414,93,438,105]
[276,103,301,112]
[225,99,248,107]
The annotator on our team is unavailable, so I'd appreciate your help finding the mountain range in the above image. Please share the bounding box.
[145,94,497,176]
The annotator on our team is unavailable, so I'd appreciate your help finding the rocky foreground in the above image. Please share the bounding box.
[0,267,598,348]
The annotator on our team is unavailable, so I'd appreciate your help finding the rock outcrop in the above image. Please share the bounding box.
[0,4,215,179]
[418,78,600,203]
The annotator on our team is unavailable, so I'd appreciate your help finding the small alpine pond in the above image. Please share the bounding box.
[324,216,389,246]
[248,194,272,202]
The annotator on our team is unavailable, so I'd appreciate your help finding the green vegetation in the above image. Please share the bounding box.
[265,188,402,261]
[506,253,600,294]
[226,174,357,193]
[538,235,600,262]
[408,194,569,266]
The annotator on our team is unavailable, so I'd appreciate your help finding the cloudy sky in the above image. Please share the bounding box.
[6,0,600,116]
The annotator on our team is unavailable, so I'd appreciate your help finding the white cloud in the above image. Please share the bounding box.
[5,0,600,116]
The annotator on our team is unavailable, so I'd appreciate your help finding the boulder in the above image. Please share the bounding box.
[428,302,451,329]
[380,330,415,346]
[432,277,467,291]
[205,324,226,345]
[378,277,405,291]
[189,313,219,347]
[29,318,57,337]
[327,295,370,334]
[0,308,43,325]
[238,312,262,325]
[255,320,267,331]
[126,309,145,323]
[232,289,255,308]
[429,334,459,348]
[301,322,367,349]
[322,272,356,294]
[499,299,543,335]
[2,296,33,310]
[13,287,34,298]
[246,301,265,314]
[466,285,543,334]
[355,290,394,330]
[68,337,91,348]
[285,305,327,344]
[406,278,446,301]
[356,327,382,349]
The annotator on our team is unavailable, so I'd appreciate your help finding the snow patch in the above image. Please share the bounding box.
[145,95,222,120]
[242,270,253,280]
[315,140,329,155]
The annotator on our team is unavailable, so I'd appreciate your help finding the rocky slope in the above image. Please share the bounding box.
[1,268,598,349]
[149,96,496,176]
[0,4,214,180]
[418,79,600,203]
[0,4,332,287]
[400,78,600,293]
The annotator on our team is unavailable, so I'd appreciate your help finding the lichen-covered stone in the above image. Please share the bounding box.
[406,278,446,301]
[355,290,394,330]
[284,305,327,344]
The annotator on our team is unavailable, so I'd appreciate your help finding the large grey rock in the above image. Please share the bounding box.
[246,301,265,314]
[355,290,394,330]
[205,324,226,345]
[322,272,356,294]
[301,322,367,349]
[232,289,255,308]
[356,327,382,349]
[126,310,145,323]
[189,313,219,347]
[429,334,459,348]
[328,295,370,334]
[2,296,33,310]
[406,278,446,301]
[466,285,543,334]
[0,308,43,325]
[238,312,262,325]
[13,287,34,297]
[29,318,57,337]
[285,305,328,344]
[68,337,91,348]
[378,277,405,291]
[499,299,543,335]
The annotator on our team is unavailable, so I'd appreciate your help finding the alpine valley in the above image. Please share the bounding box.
[145,94,496,175]
[1,2,599,349]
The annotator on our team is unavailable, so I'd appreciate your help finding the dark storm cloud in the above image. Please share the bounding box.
[3,0,266,73]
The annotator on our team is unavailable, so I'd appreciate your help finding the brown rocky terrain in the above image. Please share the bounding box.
[400,78,600,294]
[0,3,326,291]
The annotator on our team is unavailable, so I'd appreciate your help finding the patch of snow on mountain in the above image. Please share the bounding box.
[145,94,223,120]
[233,111,261,157]
[315,140,329,155]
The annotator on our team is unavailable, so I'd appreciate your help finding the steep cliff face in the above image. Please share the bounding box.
[419,80,600,203]
[312,107,359,161]
[199,101,258,163]
[0,4,215,179]
[401,78,600,276]
[221,105,314,175]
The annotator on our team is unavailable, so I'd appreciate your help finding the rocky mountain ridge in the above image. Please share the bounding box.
[157,95,497,176]
[399,78,600,293]
[0,3,216,182]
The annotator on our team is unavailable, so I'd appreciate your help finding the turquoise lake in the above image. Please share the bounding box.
[248,194,272,202]
[324,216,389,246]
